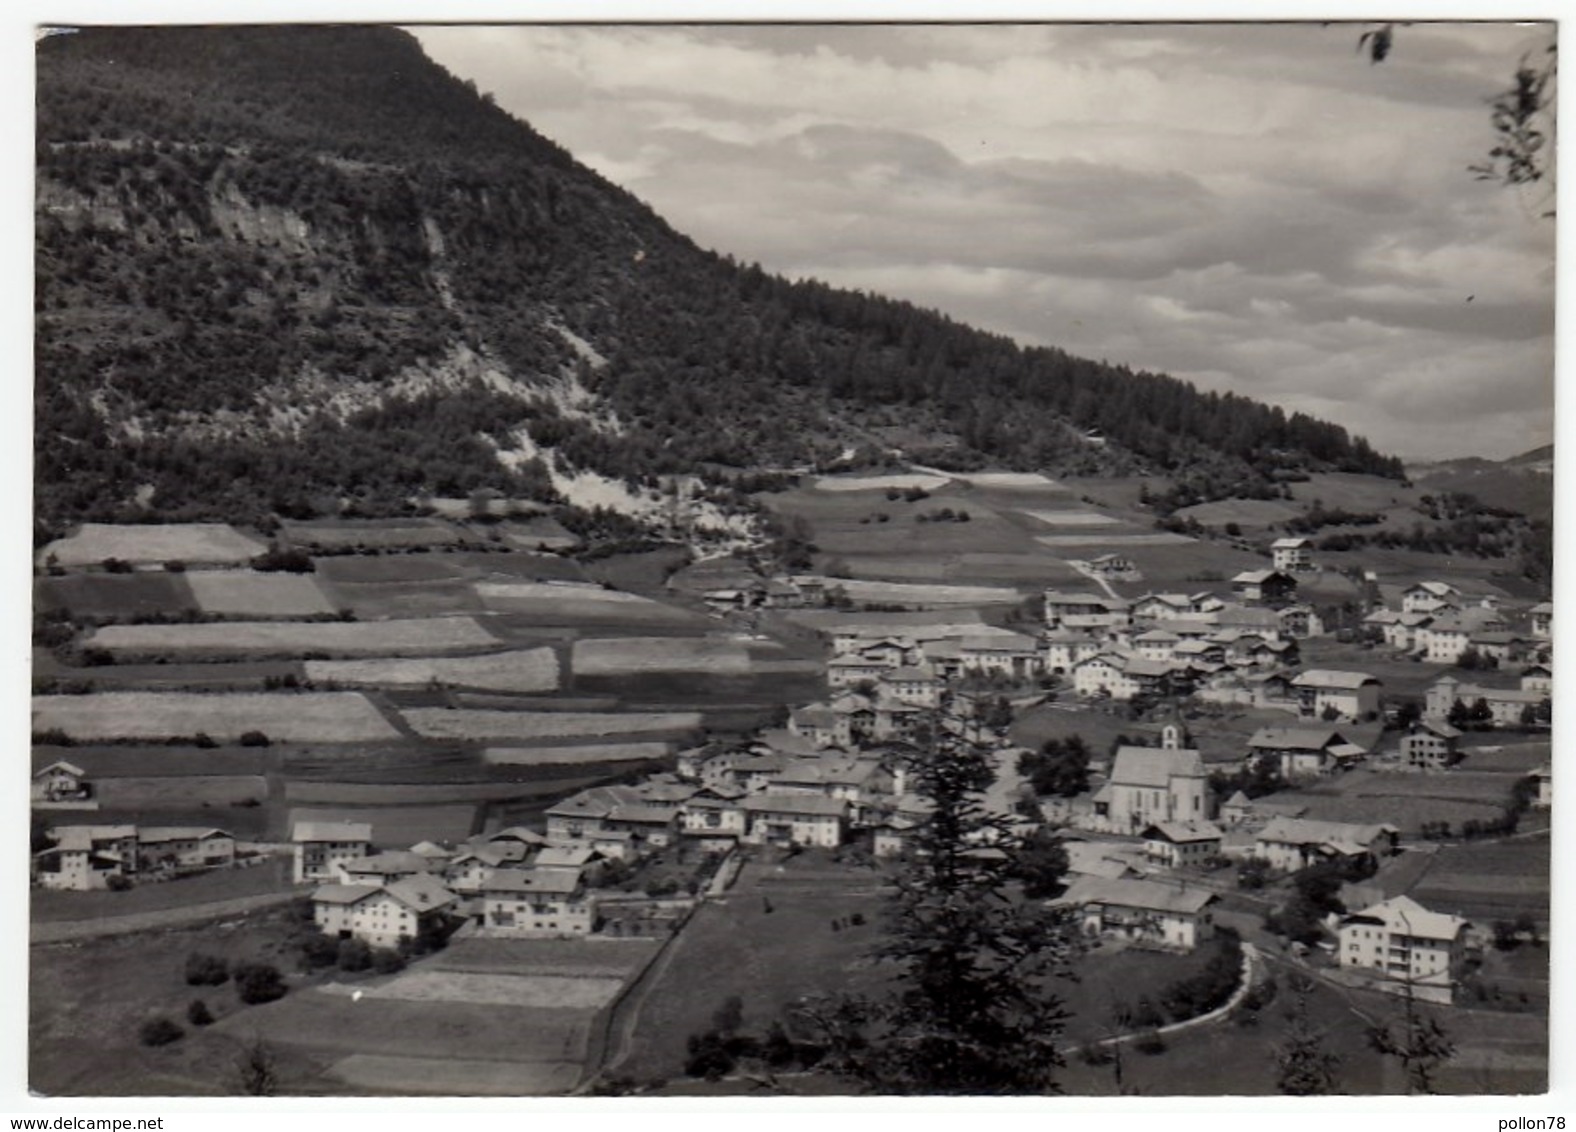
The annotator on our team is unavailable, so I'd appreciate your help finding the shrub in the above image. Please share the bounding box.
[186,999,214,1026]
[371,947,406,975]
[185,952,230,986]
[139,1017,184,1046]
[1133,1028,1167,1055]
[234,962,287,1005]
[192,732,218,749]
[299,934,339,969]
[101,557,135,574]
[238,730,271,748]
[336,938,373,972]
[163,560,187,573]
[105,874,133,891]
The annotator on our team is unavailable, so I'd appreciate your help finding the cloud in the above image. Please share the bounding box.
[410,22,1555,461]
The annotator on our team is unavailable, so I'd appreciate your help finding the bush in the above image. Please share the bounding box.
[101,557,135,574]
[186,999,214,1026]
[234,962,287,1005]
[139,1017,185,1047]
[163,559,187,573]
[185,952,230,986]
[105,874,133,891]
[192,731,218,749]
[336,938,373,972]
[1133,1028,1167,1055]
[300,933,339,969]
[371,948,406,975]
[238,729,271,748]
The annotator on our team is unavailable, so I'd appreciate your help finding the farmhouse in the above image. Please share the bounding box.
[312,874,456,948]
[1086,553,1135,578]
[1130,592,1220,622]
[1055,876,1218,952]
[1072,653,1177,702]
[788,704,852,749]
[1520,664,1553,694]
[877,663,944,707]
[1091,726,1212,834]
[1292,669,1381,722]
[1043,590,1130,630]
[1337,895,1469,1004]
[337,849,438,887]
[1365,608,1434,652]
[1271,537,1314,573]
[1469,630,1537,667]
[136,827,236,871]
[1419,609,1506,664]
[1231,569,1297,607]
[1246,724,1363,779]
[1424,676,1546,727]
[679,788,749,845]
[1398,720,1462,770]
[444,843,520,894]
[953,633,1043,680]
[1276,604,1323,638]
[480,867,596,938]
[1402,581,1462,615]
[1253,816,1397,873]
[292,820,373,884]
[741,793,848,848]
[826,653,893,689]
[1529,601,1552,639]
[1141,821,1223,868]
[33,824,138,891]
[1132,629,1181,662]
[1528,764,1552,808]
[31,760,90,805]
[1042,630,1106,674]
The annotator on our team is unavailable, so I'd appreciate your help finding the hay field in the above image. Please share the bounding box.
[328,1054,581,1096]
[324,579,488,620]
[36,573,197,619]
[483,742,672,766]
[91,774,268,808]
[186,570,337,617]
[305,648,560,692]
[571,637,753,675]
[315,556,467,584]
[1023,509,1122,526]
[948,471,1064,490]
[32,691,400,743]
[806,577,1023,605]
[786,609,989,635]
[1035,532,1196,547]
[813,473,950,492]
[280,517,471,550]
[402,708,703,742]
[87,617,499,658]
[476,581,701,626]
[329,969,626,1010]
[43,523,266,566]
[1175,498,1302,528]
[284,780,566,804]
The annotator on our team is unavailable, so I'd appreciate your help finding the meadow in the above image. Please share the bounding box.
[32,691,401,743]
[87,617,501,659]
[570,637,755,675]
[305,647,561,692]
[186,570,337,617]
[43,523,267,567]
[399,709,704,742]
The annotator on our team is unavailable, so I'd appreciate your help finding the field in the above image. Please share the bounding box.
[44,522,267,567]
[30,855,293,924]
[400,709,704,742]
[1023,509,1122,526]
[32,744,275,778]
[483,743,673,766]
[571,637,754,675]
[283,780,577,804]
[1411,835,1550,926]
[279,517,472,550]
[476,582,704,627]
[314,554,469,583]
[91,774,269,809]
[36,573,198,619]
[1174,497,1303,529]
[322,579,487,620]
[284,804,480,844]
[186,570,337,617]
[812,473,951,492]
[810,578,1024,606]
[305,648,561,692]
[87,617,500,659]
[32,691,401,743]
[35,655,304,692]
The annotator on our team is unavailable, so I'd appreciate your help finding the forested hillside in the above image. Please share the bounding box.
[35,25,1404,541]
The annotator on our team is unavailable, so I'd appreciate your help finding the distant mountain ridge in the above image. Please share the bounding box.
[34,25,1405,541]
[1409,444,1554,524]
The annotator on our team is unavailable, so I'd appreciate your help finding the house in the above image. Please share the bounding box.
[1043,590,1130,631]
[444,842,521,894]
[1246,725,1363,779]
[1365,608,1434,652]
[1337,895,1469,1004]
[679,787,749,846]
[1132,629,1181,662]
[1141,821,1224,868]
[337,849,438,887]
[1277,604,1323,639]
[1403,582,1462,615]
[788,704,852,749]
[769,756,890,816]
[1469,630,1534,667]
[1399,720,1462,770]
[480,867,596,938]
[1232,569,1297,607]
[1072,653,1176,702]
[1520,664,1553,694]
[293,820,373,884]
[1218,793,1308,829]
[136,827,236,872]
[1253,817,1398,873]
[1172,638,1226,666]
[741,793,848,848]
[1424,676,1546,727]
[34,824,138,890]
[1419,609,1506,664]
[955,633,1043,680]
[1086,553,1135,578]
[1054,876,1218,952]
[1528,601,1552,639]
[1090,725,1212,834]
[1042,630,1106,675]
[826,654,894,690]
[1271,537,1314,573]
[1292,669,1381,722]
[31,760,90,805]
[877,663,944,707]
[312,874,456,949]
[1528,764,1552,808]
[1130,592,1220,622]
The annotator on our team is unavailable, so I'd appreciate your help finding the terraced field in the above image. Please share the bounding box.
[87,617,500,659]
[32,691,401,743]
[305,648,561,692]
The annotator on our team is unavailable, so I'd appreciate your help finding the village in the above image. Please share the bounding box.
[30,511,1553,1094]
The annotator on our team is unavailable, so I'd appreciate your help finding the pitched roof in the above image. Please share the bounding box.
[1222,790,1252,808]
[1294,669,1380,690]
[293,820,373,843]
[33,760,85,778]
[340,850,434,875]
[1247,725,1347,751]
[383,873,457,912]
[311,883,378,907]
[1257,816,1397,848]
[1109,745,1204,788]
[1271,537,1310,549]
[1143,821,1224,844]
[743,793,849,818]
[1341,895,1467,941]
[535,845,597,869]
[138,826,232,843]
[481,866,582,896]
[1055,876,1217,915]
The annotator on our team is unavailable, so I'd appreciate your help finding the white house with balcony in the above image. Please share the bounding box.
[1337,895,1469,1004]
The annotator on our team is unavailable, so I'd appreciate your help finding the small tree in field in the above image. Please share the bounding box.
[1275,975,1341,1095]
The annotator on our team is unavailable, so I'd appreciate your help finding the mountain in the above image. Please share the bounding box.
[34,25,1406,543]
[1410,445,1554,525]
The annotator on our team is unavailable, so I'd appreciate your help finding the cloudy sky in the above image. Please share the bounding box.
[411,22,1554,463]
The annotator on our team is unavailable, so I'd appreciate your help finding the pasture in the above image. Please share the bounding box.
[811,577,1025,606]
[283,780,575,805]
[400,709,704,742]
[1174,497,1303,529]
[476,582,704,627]
[86,617,500,659]
[321,578,486,620]
[36,573,197,619]
[91,774,269,809]
[571,637,754,675]
[43,523,267,567]
[1412,836,1550,926]
[279,517,473,550]
[314,555,468,584]
[1024,509,1122,527]
[483,742,673,766]
[186,570,336,617]
[813,472,950,493]
[305,648,561,693]
[32,691,401,744]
